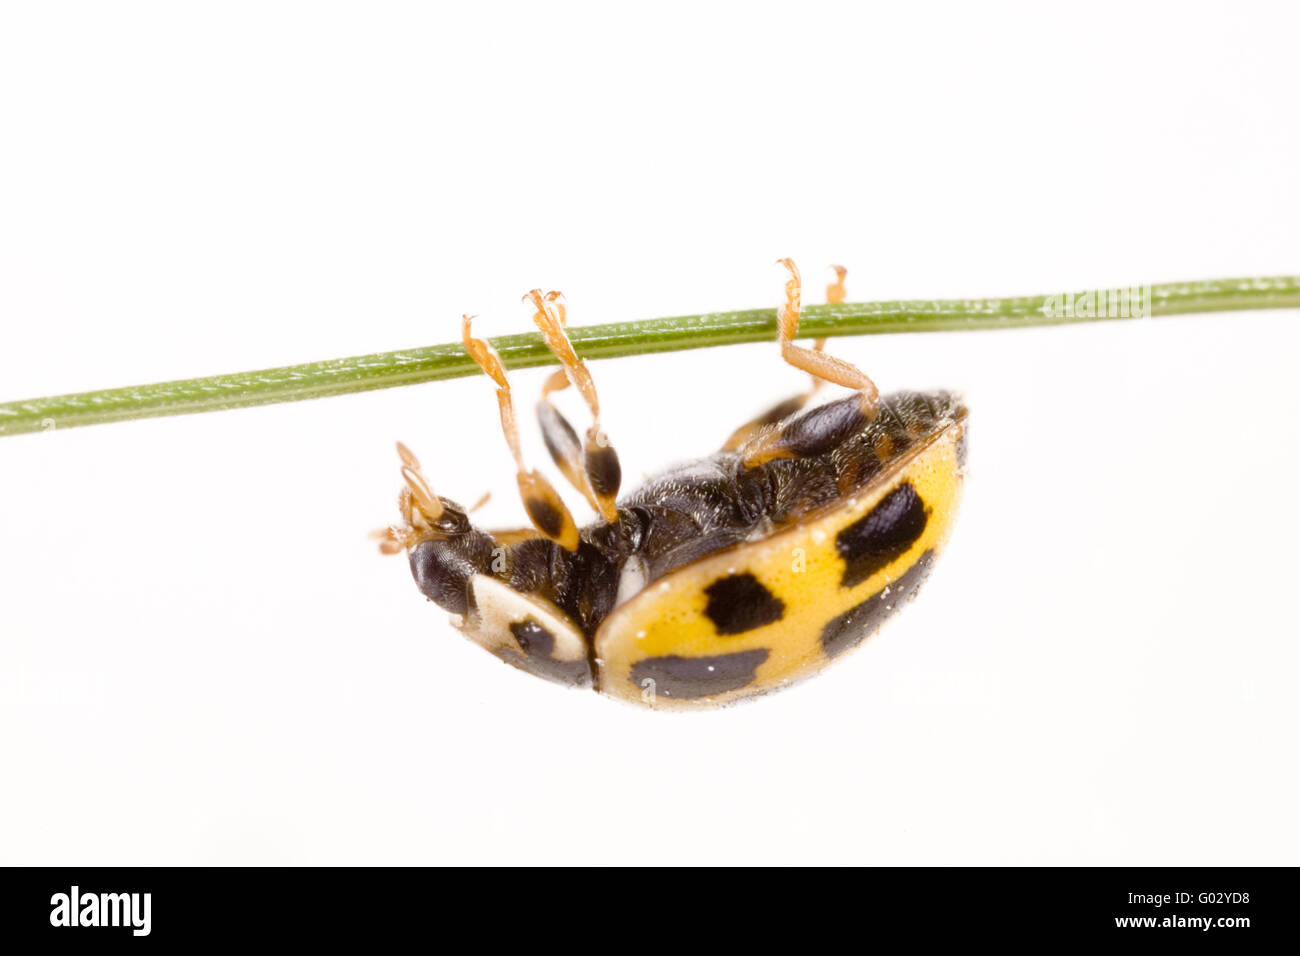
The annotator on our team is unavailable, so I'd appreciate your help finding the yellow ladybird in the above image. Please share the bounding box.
[379,260,966,709]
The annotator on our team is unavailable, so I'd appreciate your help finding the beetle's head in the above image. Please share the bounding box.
[376,442,592,688]
[375,442,496,613]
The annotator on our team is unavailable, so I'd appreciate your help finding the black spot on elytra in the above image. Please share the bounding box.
[629,649,770,699]
[836,483,928,588]
[703,573,785,635]
[500,618,591,687]
[821,551,935,658]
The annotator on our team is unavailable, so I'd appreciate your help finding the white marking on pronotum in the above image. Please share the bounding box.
[465,574,586,662]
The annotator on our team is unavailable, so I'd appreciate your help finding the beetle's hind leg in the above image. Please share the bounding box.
[737,261,881,467]
[525,290,622,521]
[722,392,812,452]
[773,259,876,400]
[724,264,872,455]
[462,315,581,550]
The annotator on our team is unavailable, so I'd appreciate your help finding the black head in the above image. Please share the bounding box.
[406,500,499,616]
[403,498,595,690]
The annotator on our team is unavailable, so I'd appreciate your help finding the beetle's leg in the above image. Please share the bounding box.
[722,394,812,452]
[740,260,880,467]
[825,263,847,304]
[722,264,853,451]
[462,315,581,550]
[375,440,446,554]
[808,261,847,368]
[774,259,875,398]
[395,440,444,522]
[374,524,411,556]
[524,290,621,521]
[536,368,605,515]
[484,526,545,548]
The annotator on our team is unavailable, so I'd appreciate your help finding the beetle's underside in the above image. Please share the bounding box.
[386,261,968,707]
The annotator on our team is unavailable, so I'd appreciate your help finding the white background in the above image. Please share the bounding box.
[1,2,1297,865]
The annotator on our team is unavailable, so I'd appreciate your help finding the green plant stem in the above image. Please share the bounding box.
[3,275,1298,438]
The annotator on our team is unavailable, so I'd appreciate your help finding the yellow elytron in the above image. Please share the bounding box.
[596,420,964,707]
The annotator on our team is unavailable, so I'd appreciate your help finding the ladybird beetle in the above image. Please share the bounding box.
[379,260,967,709]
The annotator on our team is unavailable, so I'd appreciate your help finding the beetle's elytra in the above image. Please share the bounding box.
[380,260,967,709]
